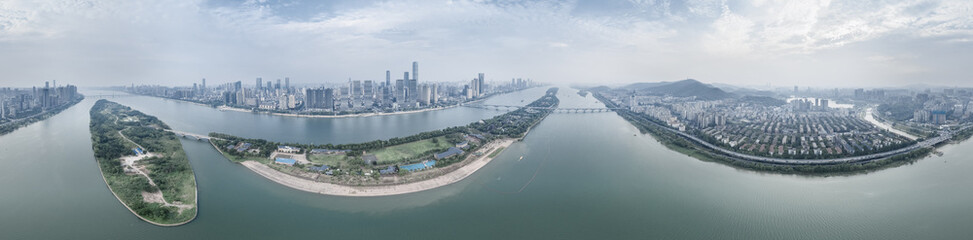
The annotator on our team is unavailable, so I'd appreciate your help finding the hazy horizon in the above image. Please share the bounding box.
[2,0,971,88]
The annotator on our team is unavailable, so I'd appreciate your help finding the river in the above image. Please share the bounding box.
[0,87,971,239]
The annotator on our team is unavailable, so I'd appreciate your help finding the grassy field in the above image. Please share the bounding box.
[307,154,356,167]
[370,136,454,164]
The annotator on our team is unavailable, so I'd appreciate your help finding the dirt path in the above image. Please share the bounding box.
[117,128,193,212]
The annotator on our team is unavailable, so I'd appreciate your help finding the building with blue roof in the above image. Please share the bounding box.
[434,147,465,160]
[379,166,397,175]
[400,160,436,172]
[275,157,297,166]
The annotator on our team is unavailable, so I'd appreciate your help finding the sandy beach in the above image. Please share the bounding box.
[240,138,516,197]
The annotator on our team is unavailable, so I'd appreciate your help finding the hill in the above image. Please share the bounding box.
[631,79,733,100]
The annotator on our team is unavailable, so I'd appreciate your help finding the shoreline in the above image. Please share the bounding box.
[864,107,919,140]
[136,89,519,119]
[238,138,516,197]
[216,98,484,119]
[591,91,957,174]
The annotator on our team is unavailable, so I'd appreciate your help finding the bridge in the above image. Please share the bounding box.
[165,129,220,141]
[468,104,624,113]
[86,94,137,99]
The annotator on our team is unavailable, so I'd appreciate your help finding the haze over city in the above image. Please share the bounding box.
[2,0,972,88]
[4,1,973,239]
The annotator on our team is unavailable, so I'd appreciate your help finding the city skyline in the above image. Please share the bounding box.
[1,0,972,88]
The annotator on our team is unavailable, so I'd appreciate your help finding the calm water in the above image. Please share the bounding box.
[0,87,971,239]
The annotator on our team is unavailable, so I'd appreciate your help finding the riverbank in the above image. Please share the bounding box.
[0,95,84,136]
[216,99,481,119]
[864,107,919,140]
[592,92,947,175]
[240,138,515,197]
[132,87,525,119]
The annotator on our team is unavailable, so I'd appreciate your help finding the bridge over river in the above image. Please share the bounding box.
[165,129,221,141]
[467,104,625,113]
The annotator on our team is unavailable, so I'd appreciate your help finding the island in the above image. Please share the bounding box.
[89,100,197,226]
[205,88,559,196]
[591,80,973,174]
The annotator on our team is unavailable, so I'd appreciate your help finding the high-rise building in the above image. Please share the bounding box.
[364,80,374,99]
[201,78,206,91]
[395,79,405,101]
[412,61,419,82]
[276,79,281,90]
[324,88,335,111]
[285,77,290,91]
[256,78,263,91]
[477,73,484,95]
[352,80,363,99]
[384,71,392,102]
[386,70,392,87]
[266,82,272,90]
[469,78,479,99]
[305,88,322,109]
[407,79,417,101]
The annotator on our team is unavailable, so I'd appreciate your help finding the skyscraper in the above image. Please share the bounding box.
[364,80,374,99]
[201,78,206,91]
[256,78,263,91]
[324,88,335,111]
[285,77,290,92]
[352,80,362,99]
[412,61,418,82]
[477,73,484,95]
[385,70,392,102]
[305,88,324,109]
[396,79,406,101]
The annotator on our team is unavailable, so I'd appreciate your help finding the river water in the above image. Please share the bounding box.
[0,87,971,239]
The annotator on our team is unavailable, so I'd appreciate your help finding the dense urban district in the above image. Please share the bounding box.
[0,81,82,135]
[592,79,973,173]
[125,61,536,116]
[206,88,559,189]
[89,100,197,226]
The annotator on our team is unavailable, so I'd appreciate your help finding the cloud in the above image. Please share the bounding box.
[0,0,970,88]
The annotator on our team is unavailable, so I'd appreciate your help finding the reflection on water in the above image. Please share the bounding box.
[0,86,971,239]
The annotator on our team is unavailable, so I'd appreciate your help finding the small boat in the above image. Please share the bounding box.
[519,156,524,161]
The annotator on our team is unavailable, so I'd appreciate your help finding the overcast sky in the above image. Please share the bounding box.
[1,0,971,88]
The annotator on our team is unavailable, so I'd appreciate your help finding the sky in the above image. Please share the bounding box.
[0,0,971,89]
